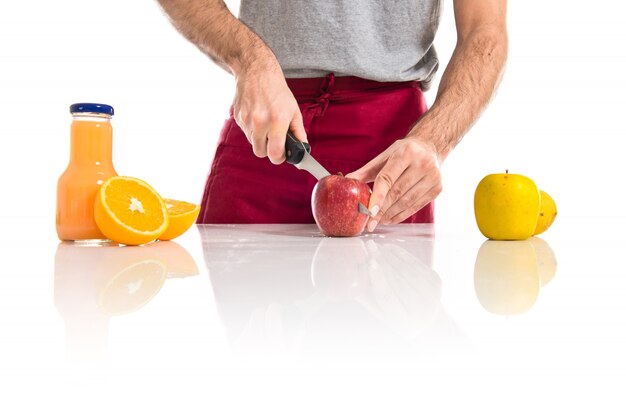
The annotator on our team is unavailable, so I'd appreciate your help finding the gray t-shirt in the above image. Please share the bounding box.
[239,0,442,90]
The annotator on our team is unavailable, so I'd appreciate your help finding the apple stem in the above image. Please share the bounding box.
[506,169,509,174]
[337,172,344,177]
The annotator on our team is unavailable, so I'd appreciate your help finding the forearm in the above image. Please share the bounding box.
[156,0,276,75]
[408,25,508,160]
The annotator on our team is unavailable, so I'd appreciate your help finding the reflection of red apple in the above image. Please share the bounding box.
[311,237,370,299]
[311,174,371,237]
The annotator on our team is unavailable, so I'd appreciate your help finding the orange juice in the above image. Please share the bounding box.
[56,103,117,242]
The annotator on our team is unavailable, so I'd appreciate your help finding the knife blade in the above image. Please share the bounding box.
[358,202,373,217]
[285,131,331,180]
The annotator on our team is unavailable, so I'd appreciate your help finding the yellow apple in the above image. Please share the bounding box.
[474,171,541,240]
[474,240,541,316]
[533,190,558,236]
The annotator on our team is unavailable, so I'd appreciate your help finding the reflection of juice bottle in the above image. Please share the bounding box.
[54,242,168,361]
[56,103,117,242]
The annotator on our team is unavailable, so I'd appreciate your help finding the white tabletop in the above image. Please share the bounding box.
[1,220,624,394]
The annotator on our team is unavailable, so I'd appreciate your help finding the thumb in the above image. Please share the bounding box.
[345,156,386,183]
[289,110,308,143]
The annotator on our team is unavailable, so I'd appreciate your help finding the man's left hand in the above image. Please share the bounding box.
[345,137,442,232]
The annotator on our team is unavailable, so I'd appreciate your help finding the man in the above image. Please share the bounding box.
[156,0,507,231]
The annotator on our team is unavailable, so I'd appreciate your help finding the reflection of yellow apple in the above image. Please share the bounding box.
[529,237,557,287]
[474,240,541,316]
[474,172,541,240]
[533,190,558,236]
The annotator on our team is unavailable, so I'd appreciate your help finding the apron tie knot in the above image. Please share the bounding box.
[300,73,336,131]
[315,73,335,115]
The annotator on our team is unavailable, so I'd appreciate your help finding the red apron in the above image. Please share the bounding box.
[197,73,434,224]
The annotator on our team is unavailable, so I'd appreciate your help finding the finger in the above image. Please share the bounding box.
[385,184,441,224]
[366,169,417,233]
[380,179,431,224]
[380,149,442,224]
[345,153,389,184]
[267,126,288,164]
[234,109,253,144]
[241,129,253,145]
[250,130,269,158]
[289,110,308,143]
[383,171,442,224]
[379,167,424,214]
[365,208,385,233]
[367,157,409,219]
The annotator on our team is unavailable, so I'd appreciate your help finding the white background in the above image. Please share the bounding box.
[2,2,626,393]
[1,1,625,239]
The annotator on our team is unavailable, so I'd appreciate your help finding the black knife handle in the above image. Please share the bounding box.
[285,130,311,165]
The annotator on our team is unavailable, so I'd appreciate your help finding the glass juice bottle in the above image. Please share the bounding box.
[56,103,118,242]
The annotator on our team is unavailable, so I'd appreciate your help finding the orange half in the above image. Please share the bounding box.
[94,176,169,245]
[158,198,200,241]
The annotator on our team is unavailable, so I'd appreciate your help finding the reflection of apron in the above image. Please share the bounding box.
[197,73,434,224]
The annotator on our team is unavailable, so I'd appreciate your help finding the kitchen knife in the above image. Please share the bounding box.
[285,131,373,217]
[285,131,331,180]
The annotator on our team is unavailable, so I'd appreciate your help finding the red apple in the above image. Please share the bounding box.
[311,174,371,237]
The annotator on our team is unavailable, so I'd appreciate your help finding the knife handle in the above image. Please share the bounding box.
[285,130,311,165]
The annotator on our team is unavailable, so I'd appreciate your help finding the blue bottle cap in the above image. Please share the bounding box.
[69,103,114,116]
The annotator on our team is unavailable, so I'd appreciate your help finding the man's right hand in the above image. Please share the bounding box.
[155,0,307,164]
[232,58,308,164]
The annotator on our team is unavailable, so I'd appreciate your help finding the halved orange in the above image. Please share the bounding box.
[157,198,200,241]
[94,176,169,245]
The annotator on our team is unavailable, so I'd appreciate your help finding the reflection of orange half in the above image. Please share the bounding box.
[146,240,199,278]
[98,259,167,316]
[474,240,541,316]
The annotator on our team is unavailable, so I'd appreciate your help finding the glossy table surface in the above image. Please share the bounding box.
[1,221,625,394]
